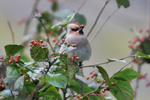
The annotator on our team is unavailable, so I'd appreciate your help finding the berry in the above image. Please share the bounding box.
[111,82,115,85]
[138,74,146,79]
[9,59,13,63]
[1,85,5,88]
[139,29,143,33]
[86,76,90,80]
[15,59,19,63]
[0,57,3,59]
[92,72,97,76]
[30,40,34,44]
[129,44,134,49]
[77,95,80,98]
[20,73,24,76]
[52,38,56,42]
[30,80,33,83]
[17,55,21,58]
[26,80,29,82]
[40,40,43,43]
[75,57,79,60]
[140,38,145,43]
[62,39,65,42]
[24,76,28,78]
[91,75,94,78]
[34,42,38,46]
[72,44,77,47]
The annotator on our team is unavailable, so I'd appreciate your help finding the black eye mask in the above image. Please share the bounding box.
[71,28,79,31]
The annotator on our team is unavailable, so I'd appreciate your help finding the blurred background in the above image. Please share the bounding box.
[0,0,149,100]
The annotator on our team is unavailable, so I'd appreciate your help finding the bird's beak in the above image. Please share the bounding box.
[77,25,84,34]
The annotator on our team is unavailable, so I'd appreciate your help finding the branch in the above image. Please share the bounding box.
[36,16,54,53]
[87,0,110,37]
[23,0,40,36]
[76,0,87,13]
[7,21,15,44]
[82,55,135,68]
[90,8,119,43]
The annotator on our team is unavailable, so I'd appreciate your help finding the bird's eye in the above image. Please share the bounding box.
[71,28,78,31]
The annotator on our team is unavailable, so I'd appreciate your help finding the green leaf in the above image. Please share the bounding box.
[68,79,93,94]
[74,13,87,25]
[110,81,133,100]
[140,39,150,54]
[4,44,24,56]
[3,78,17,90]
[38,85,62,100]
[111,68,140,82]
[96,66,111,86]
[30,45,49,62]
[45,74,68,88]
[52,2,58,12]
[82,95,102,100]
[7,65,21,78]
[116,0,130,8]
[66,12,76,23]
[14,75,24,91]
[136,52,150,59]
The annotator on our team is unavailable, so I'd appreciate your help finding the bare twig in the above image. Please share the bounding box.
[7,21,15,44]
[23,0,40,36]
[76,0,87,13]
[134,64,142,100]
[90,8,119,43]
[36,17,54,52]
[82,55,135,68]
[87,0,110,37]
[147,0,150,34]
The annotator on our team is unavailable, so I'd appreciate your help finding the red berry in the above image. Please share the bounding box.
[30,40,34,44]
[34,42,38,46]
[139,29,143,33]
[90,72,93,74]
[80,24,84,28]
[30,80,33,83]
[91,75,94,78]
[140,38,145,43]
[1,85,5,88]
[77,95,80,98]
[24,76,28,78]
[111,82,115,85]
[75,57,79,60]
[26,80,29,82]
[20,73,23,76]
[138,74,146,79]
[86,76,90,80]
[0,57,3,59]
[17,55,21,58]
[15,59,19,63]
[93,72,97,76]
[73,55,77,58]
[129,44,134,49]
[9,59,13,63]
[52,38,56,42]
[40,40,43,43]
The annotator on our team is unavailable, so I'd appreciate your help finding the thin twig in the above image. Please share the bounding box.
[147,0,150,34]
[87,0,110,37]
[82,55,135,68]
[7,21,15,43]
[134,64,142,100]
[90,8,119,43]
[37,17,54,53]
[76,0,87,13]
[23,0,40,36]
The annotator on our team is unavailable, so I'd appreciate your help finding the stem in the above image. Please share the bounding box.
[23,0,40,36]
[87,0,110,37]
[7,21,15,44]
[90,8,119,43]
[134,64,142,100]
[10,90,14,100]
[37,17,54,53]
[82,55,135,68]
[63,89,67,100]
[147,0,150,33]
[76,0,87,13]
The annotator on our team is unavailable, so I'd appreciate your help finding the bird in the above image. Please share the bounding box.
[59,23,92,75]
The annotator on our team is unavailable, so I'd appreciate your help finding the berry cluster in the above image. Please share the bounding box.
[30,40,47,49]
[23,74,34,83]
[86,72,97,80]
[129,28,150,64]
[9,55,21,64]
